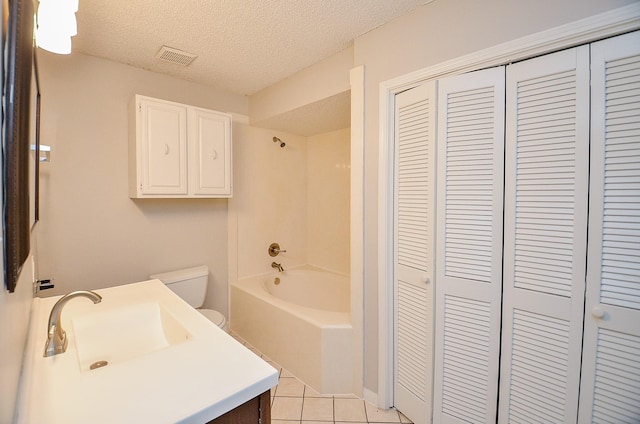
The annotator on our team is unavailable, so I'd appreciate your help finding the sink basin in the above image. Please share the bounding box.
[72,302,191,371]
[19,280,279,423]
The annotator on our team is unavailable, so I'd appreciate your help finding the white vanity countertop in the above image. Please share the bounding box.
[16,280,278,424]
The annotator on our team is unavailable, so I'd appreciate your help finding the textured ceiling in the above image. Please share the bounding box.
[74,0,430,96]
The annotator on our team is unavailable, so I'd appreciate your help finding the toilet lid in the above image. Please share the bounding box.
[199,309,226,327]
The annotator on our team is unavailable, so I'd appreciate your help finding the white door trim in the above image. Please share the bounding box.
[377,3,640,409]
[351,65,365,397]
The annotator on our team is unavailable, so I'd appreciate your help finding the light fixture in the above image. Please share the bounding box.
[35,0,79,54]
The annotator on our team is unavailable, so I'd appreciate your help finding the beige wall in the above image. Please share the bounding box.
[230,126,309,279]
[307,128,350,274]
[353,0,636,394]
[250,46,353,125]
[35,52,248,316]
[0,246,35,424]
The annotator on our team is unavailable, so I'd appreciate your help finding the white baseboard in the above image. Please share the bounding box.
[363,388,379,406]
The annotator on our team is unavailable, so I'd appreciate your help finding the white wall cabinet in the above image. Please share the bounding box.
[129,95,232,198]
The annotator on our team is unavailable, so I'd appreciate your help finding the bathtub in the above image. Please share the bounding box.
[230,268,353,394]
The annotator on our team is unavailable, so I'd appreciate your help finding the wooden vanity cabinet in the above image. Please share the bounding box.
[208,390,270,424]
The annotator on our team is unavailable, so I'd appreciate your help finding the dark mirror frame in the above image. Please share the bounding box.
[3,0,35,292]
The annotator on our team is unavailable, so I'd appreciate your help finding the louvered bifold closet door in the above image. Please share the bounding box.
[499,45,590,424]
[579,30,640,424]
[433,67,505,424]
[393,82,436,424]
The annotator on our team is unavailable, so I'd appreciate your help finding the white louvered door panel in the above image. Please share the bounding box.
[579,30,640,424]
[500,46,590,424]
[393,82,436,424]
[434,67,505,424]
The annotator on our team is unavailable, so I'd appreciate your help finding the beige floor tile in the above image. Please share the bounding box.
[275,377,306,397]
[304,384,334,398]
[273,420,301,424]
[228,330,241,339]
[265,359,282,373]
[301,397,334,421]
[364,401,401,423]
[334,392,359,399]
[280,367,296,378]
[336,422,368,424]
[271,397,303,421]
[302,422,333,424]
[247,346,262,357]
[399,410,413,423]
[334,397,367,422]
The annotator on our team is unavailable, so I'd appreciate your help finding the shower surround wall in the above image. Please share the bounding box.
[231,125,308,279]
[307,128,350,275]
[230,126,350,280]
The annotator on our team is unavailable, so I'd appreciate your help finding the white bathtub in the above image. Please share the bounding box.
[230,268,353,394]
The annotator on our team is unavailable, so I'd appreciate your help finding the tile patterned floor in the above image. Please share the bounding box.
[230,332,413,424]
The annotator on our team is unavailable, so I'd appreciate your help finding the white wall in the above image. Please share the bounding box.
[307,128,350,275]
[352,0,636,394]
[35,52,248,316]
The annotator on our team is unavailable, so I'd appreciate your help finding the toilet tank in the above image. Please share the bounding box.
[149,265,209,308]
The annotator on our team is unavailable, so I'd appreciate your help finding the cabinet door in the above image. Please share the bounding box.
[433,66,505,424]
[500,45,590,424]
[189,108,232,196]
[393,82,436,424]
[139,97,188,195]
[579,30,640,424]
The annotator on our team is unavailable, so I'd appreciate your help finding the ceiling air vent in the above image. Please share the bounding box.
[155,46,198,66]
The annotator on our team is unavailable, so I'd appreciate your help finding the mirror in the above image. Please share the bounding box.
[3,0,35,292]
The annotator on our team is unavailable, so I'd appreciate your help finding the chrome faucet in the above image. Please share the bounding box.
[44,290,102,357]
[271,262,284,272]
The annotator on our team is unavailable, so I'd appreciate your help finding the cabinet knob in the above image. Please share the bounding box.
[591,306,605,319]
[163,144,170,155]
[212,149,218,160]
[423,276,430,284]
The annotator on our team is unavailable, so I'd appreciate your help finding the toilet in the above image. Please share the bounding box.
[150,265,228,331]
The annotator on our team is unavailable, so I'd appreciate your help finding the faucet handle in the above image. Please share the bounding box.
[268,242,287,257]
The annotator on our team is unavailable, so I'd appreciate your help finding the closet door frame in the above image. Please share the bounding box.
[377,3,640,409]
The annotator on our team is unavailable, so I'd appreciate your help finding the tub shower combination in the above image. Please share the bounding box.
[230,268,353,394]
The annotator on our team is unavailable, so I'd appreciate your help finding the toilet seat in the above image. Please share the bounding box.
[199,308,227,329]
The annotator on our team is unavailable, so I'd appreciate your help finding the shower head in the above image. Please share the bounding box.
[273,137,286,148]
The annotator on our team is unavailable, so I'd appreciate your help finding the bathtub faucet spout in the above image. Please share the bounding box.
[271,262,284,272]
